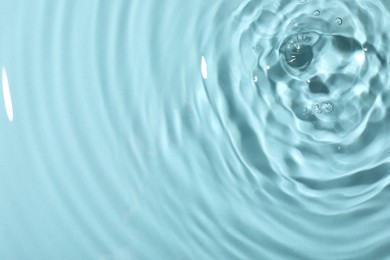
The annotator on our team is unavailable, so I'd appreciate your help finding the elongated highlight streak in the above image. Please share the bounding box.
[2,67,14,122]
[201,56,208,80]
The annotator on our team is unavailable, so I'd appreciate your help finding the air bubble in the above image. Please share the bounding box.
[314,104,323,114]
[335,17,343,25]
[302,107,311,118]
[321,101,334,113]
[298,0,307,3]
[313,10,320,16]
[280,32,319,69]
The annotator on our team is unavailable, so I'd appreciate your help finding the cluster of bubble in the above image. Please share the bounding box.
[311,101,334,114]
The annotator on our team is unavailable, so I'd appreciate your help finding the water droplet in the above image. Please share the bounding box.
[335,17,343,25]
[253,76,258,83]
[362,42,368,50]
[321,101,334,113]
[313,10,320,16]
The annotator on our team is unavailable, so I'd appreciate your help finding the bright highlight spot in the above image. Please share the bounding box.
[2,67,13,122]
[355,51,365,65]
[266,65,271,70]
[201,56,208,80]
[353,84,368,96]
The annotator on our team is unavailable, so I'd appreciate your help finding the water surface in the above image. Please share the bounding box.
[0,0,390,259]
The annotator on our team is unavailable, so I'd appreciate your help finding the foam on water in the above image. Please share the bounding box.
[0,0,390,259]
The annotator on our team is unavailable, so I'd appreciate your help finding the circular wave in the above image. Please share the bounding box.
[200,2,390,256]
[204,0,390,199]
[1,0,390,259]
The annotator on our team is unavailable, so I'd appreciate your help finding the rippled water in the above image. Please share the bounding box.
[1,0,390,259]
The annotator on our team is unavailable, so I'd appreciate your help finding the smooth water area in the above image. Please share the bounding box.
[1,0,390,259]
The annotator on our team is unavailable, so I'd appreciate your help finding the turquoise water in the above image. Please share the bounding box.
[1,0,390,259]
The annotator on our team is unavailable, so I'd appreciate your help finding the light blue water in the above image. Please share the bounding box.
[1,0,390,259]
